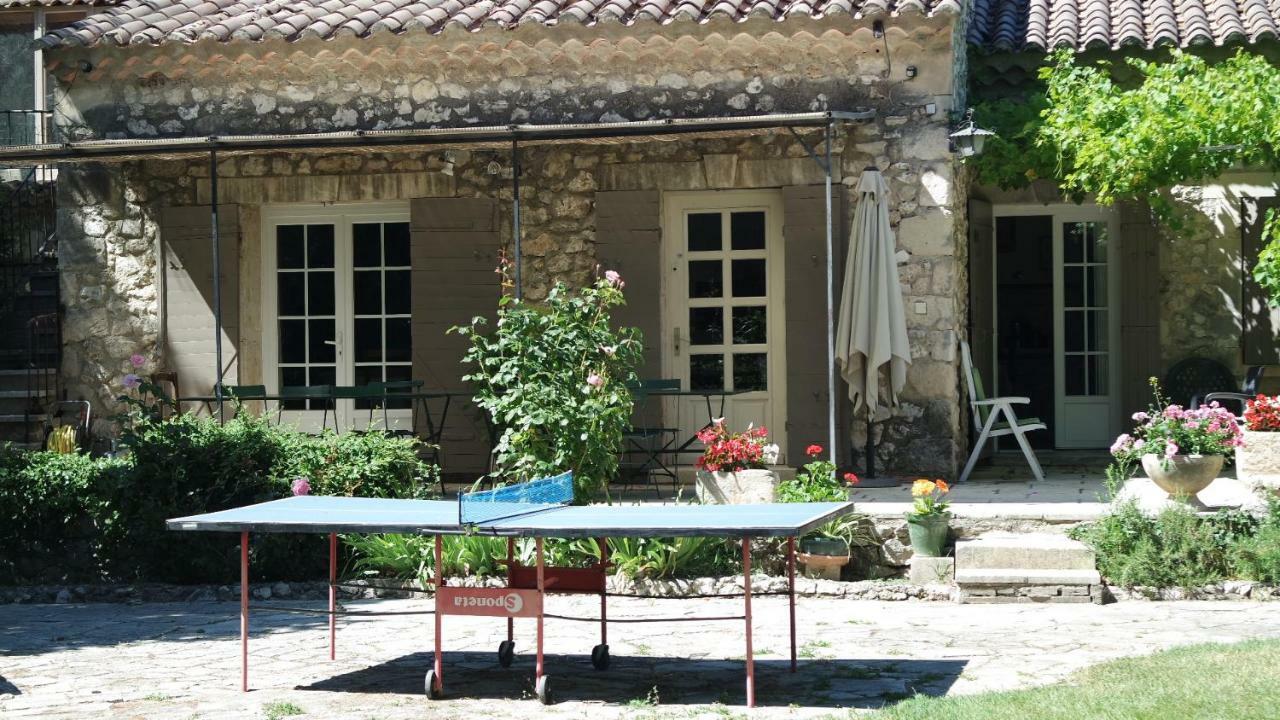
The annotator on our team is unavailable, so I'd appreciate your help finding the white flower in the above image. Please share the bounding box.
[761,443,780,465]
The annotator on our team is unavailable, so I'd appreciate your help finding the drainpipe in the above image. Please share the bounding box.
[511,138,522,300]
[210,146,225,423]
[824,122,838,470]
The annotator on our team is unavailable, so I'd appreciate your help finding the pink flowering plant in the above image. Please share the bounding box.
[1111,378,1243,469]
[694,420,776,473]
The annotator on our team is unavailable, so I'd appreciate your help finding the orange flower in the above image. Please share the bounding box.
[935,479,950,494]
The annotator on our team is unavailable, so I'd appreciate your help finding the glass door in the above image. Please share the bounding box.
[1054,217,1118,448]
[663,192,787,462]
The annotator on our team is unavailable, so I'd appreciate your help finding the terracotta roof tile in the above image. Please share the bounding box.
[40,0,960,48]
[969,0,1280,50]
[0,0,110,7]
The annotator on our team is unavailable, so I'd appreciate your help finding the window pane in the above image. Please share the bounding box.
[354,365,383,387]
[385,270,411,315]
[731,259,766,297]
[353,223,381,268]
[1064,266,1083,308]
[385,364,413,408]
[732,306,767,344]
[277,272,305,316]
[354,318,382,363]
[1086,266,1107,308]
[307,271,335,315]
[1088,223,1108,263]
[280,367,307,409]
[309,366,336,391]
[687,213,722,252]
[277,225,305,269]
[688,260,723,298]
[1087,310,1108,351]
[689,307,723,345]
[279,320,306,363]
[732,353,768,391]
[385,318,412,362]
[1064,310,1083,353]
[309,319,335,363]
[353,271,381,315]
[1088,354,1109,396]
[1065,355,1085,396]
[730,211,766,250]
[690,354,724,391]
[1064,223,1085,264]
[385,222,411,267]
[307,224,335,269]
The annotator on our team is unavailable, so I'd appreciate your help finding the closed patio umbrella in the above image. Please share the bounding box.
[835,168,911,474]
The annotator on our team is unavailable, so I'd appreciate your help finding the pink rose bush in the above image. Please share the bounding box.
[1110,378,1242,465]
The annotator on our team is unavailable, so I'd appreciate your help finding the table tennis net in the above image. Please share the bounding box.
[459,470,574,526]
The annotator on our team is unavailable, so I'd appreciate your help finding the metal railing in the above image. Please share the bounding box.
[1,109,53,147]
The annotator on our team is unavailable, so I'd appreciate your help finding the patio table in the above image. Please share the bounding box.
[639,387,745,457]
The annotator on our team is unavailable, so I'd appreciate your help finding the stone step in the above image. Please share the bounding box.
[955,568,1101,586]
[955,532,1096,571]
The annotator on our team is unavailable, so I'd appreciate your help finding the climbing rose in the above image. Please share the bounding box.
[586,373,604,389]
[604,270,622,286]
[291,477,311,496]
[129,354,146,368]
[122,374,141,389]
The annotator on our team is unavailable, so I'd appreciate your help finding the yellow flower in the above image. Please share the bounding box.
[911,479,935,497]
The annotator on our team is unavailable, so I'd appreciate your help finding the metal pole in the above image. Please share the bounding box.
[210,148,225,424]
[824,123,837,469]
[512,138,523,300]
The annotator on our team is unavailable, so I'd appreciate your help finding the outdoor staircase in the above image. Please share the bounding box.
[953,532,1101,604]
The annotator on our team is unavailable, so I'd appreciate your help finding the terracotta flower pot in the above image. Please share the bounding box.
[1140,453,1223,508]
[1236,430,1280,496]
[905,512,951,557]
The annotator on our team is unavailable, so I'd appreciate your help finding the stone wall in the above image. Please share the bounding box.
[51,18,969,474]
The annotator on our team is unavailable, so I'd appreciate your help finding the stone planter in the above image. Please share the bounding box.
[1236,430,1280,496]
[797,537,850,580]
[695,468,779,504]
[1141,453,1224,508]
[905,513,951,557]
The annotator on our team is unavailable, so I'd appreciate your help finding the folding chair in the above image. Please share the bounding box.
[277,385,335,430]
[617,379,680,497]
[210,383,267,418]
[958,340,1046,483]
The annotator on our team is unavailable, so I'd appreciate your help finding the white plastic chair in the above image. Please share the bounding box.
[958,340,1046,483]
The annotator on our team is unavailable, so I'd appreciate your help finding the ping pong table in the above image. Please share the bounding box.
[167,471,854,707]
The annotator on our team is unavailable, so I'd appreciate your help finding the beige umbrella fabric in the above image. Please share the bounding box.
[835,168,912,416]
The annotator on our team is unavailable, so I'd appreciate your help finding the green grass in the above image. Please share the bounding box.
[868,640,1280,720]
[262,701,304,720]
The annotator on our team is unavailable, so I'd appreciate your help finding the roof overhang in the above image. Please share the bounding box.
[0,110,875,166]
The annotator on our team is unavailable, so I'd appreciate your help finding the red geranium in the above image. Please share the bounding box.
[1245,394,1280,432]
[696,421,772,473]
[805,444,824,457]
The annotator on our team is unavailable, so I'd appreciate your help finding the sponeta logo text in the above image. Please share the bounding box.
[453,592,523,614]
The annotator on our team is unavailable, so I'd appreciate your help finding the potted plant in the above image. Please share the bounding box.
[905,479,951,557]
[1237,394,1280,496]
[694,420,780,504]
[1110,378,1242,507]
[777,444,862,579]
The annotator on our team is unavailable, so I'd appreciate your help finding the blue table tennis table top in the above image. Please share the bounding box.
[167,495,854,538]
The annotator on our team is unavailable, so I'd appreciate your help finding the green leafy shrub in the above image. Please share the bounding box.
[1230,496,1280,583]
[455,269,642,500]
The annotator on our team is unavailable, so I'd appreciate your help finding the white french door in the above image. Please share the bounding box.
[662,191,788,462]
[1053,214,1120,448]
[261,203,413,432]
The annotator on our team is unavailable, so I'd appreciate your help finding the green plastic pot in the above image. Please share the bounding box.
[905,512,951,557]
[801,537,848,557]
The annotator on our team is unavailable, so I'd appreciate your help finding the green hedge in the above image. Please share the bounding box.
[0,412,437,585]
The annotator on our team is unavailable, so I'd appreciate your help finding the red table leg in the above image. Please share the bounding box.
[329,532,337,661]
[240,531,249,693]
[432,534,443,695]
[535,537,545,682]
[788,535,797,673]
[742,536,755,708]
[506,538,515,644]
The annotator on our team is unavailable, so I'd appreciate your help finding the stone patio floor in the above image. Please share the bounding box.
[4,595,1280,719]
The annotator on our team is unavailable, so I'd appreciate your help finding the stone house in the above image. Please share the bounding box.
[4,0,1276,478]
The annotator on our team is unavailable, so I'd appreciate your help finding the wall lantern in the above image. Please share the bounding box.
[949,108,995,158]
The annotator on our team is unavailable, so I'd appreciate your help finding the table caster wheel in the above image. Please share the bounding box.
[424,669,441,699]
[535,674,553,705]
[591,643,610,670]
[498,640,515,668]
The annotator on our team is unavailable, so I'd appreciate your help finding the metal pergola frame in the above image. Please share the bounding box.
[1,109,875,466]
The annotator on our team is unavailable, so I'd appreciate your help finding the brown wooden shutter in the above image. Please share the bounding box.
[1243,196,1280,366]
[410,197,502,475]
[782,184,849,466]
[1118,201,1163,419]
[160,205,240,399]
[594,190,663,378]
[967,198,994,457]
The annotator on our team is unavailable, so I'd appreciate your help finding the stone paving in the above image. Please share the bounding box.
[4,595,1280,719]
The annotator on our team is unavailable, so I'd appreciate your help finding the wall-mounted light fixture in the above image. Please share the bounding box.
[872,20,885,39]
[949,108,995,158]
[905,65,917,80]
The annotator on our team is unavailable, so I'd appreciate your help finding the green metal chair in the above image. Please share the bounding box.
[619,379,681,497]
[277,385,335,430]
[959,341,1046,483]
